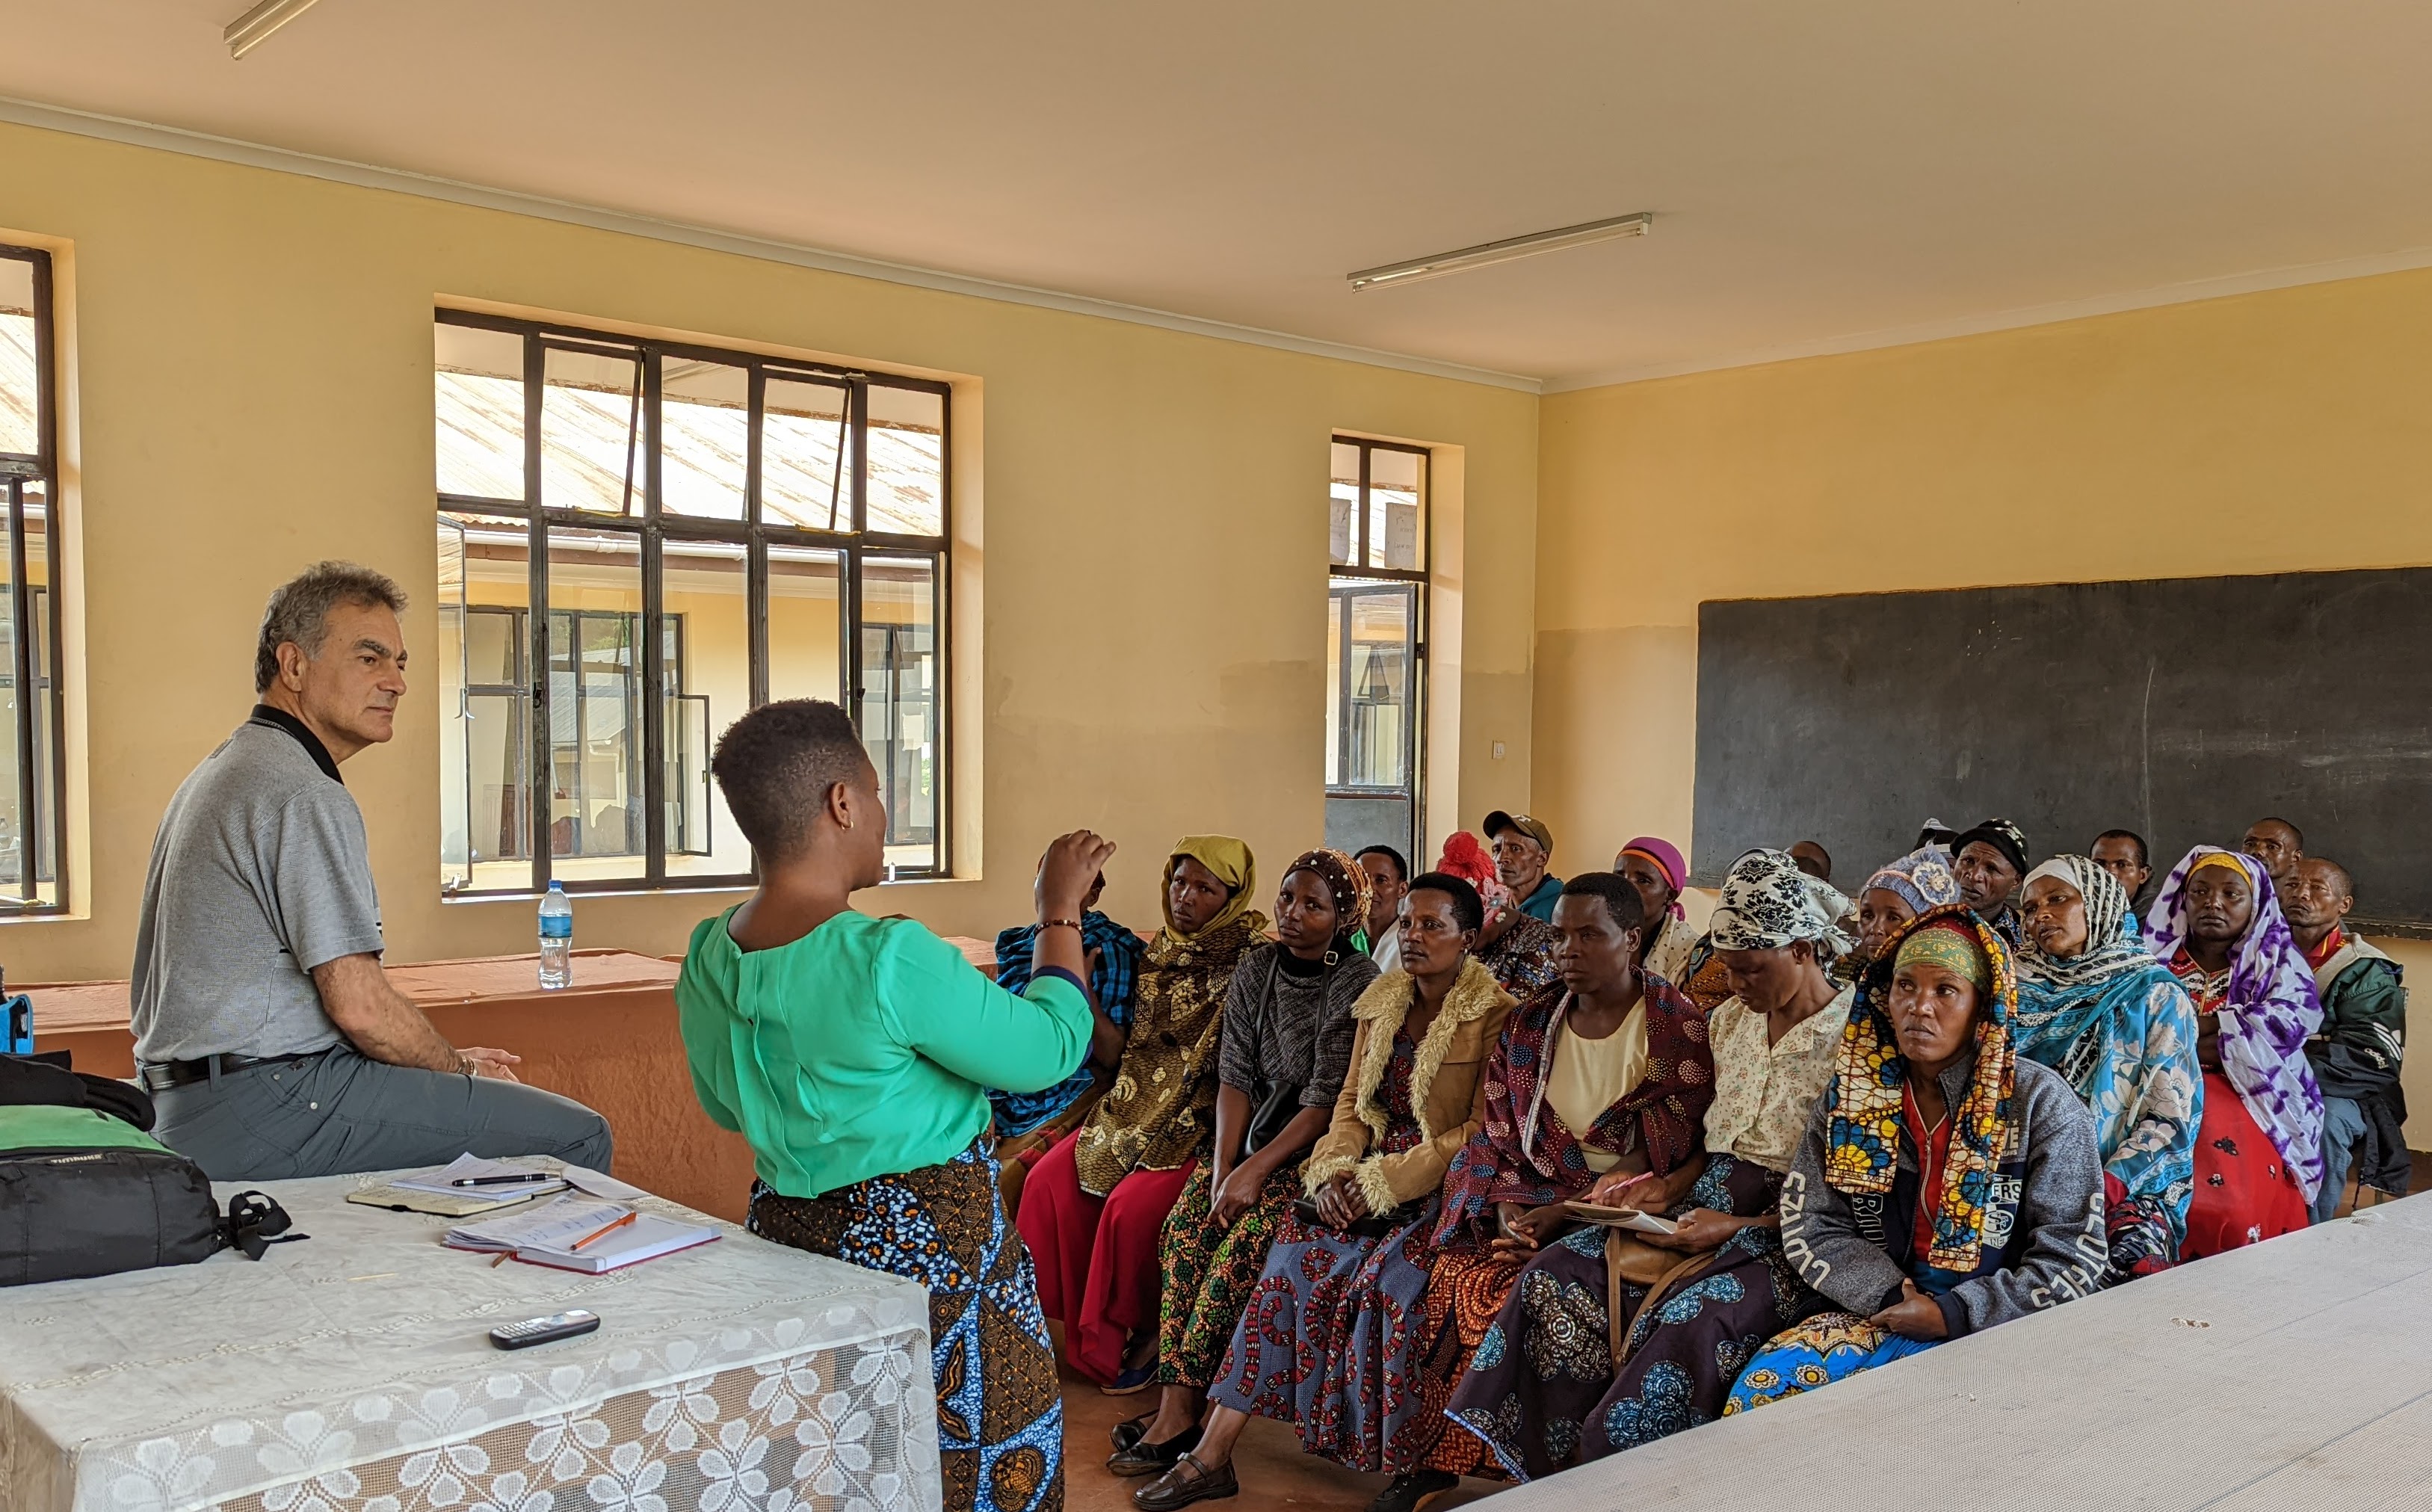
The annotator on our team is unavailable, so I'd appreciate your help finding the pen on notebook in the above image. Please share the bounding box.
[570,1212,638,1251]
[451,1173,547,1188]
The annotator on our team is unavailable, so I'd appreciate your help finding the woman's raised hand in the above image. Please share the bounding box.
[1037,830,1118,922]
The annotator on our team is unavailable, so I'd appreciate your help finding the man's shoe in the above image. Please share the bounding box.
[1133,1453,1238,1510]
[1107,1423,1203,1478]
[1365,1469,1458,1512]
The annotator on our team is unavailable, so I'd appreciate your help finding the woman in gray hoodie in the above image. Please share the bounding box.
[1725,905,2107,1410]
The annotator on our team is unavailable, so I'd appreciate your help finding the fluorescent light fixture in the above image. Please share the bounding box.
[225,0,324,58]
[1347,212,1654,292]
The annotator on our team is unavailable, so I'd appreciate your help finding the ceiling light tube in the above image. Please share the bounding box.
[1347,212,1654,292]
[225,0,324,59]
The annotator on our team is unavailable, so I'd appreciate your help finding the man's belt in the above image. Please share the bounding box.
[138,1052,317,1093]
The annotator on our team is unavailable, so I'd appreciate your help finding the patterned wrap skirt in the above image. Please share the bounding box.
[1722,1312,1937,1413]
[2183,1070,2310,1258]
[1442,1155,1812,1480]
[1206,1198,1455,1475]
[1155,1161,1302,1389]
[747,1141,1063,1512]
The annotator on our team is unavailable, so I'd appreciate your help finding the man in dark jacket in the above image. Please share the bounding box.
[2286,857,2407,1223]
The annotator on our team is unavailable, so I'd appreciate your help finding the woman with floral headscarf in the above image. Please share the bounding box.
[1020,836,1265,1389]
[2146,846,2325,1256]
[1725,907,2106,1412]
[1442,850,1851,1478]
[2014,854,2202,1280]
[1107,851,1377,1469]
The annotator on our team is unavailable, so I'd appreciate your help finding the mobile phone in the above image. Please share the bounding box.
[488,1310,601,1350]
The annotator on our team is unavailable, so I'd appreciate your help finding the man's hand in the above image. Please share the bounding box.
[1868,1280,1950,1341]
[457,1047,523,1083]
[314,952,504,1077]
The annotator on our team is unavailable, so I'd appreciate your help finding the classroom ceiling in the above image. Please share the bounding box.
[7,1,2432,389]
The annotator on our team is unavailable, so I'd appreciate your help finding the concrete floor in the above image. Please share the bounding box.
[1054,1360,1500,1512]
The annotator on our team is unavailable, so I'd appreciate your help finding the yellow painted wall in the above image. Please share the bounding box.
[0,119,1540,980]
[1534,268,2432,1141]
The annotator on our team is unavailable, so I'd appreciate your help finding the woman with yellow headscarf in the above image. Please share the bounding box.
[1019,836,1265,1389]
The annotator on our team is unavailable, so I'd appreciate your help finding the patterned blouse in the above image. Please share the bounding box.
[1476,912,1563,1001]
[1701,984,1856,1173]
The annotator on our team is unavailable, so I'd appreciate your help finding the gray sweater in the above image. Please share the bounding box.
[1778,1051,2107,1338]
[1216,942,1375,1116]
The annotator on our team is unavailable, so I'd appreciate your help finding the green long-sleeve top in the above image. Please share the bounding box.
[678,907,1094,1199]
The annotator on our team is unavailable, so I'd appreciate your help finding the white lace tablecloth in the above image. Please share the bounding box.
[0,1168,939,1512]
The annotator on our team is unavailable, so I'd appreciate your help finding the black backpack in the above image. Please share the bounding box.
[0,1054,295,1287]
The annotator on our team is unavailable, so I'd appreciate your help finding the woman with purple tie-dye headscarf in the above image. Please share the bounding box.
[2145,846,2324,1254]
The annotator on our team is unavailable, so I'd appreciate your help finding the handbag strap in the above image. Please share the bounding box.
[1605,1230,1717,1365]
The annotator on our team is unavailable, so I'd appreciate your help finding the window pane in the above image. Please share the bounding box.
[438,518,469,889]
[1330,440,1359,567]
[1367,447,1423,573]
[23,482,55,907]
[541,345,644,516]
[0,487,25,904]
[448,511,534,892]
[658,357,747,520]
[865,383,945,537]
[0,257,34,460]
[768,544,844,704]
[762,376,850,531]
[433,323,525,500]
[546,528,646,881]
[1343,586,1413,787]
[1325,593,1343,786]
[859,556,938,874]
[662,537,749,877]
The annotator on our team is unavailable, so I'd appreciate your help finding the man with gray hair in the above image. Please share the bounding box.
[132,562,613,1180]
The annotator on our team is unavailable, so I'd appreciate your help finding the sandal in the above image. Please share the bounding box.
[1133,1452,1239,1510]
[1107,1422,1203,1478]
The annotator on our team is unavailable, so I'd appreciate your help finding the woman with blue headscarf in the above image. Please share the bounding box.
[2013,854,2203,1281]
[2146,846,2325,1256]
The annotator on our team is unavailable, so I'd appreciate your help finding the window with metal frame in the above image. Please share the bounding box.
[0,245,66,915]
[434,310,948,896]
[1324,437,1428,861]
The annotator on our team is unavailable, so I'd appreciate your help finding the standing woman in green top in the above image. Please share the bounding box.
[677,700,1111,1512]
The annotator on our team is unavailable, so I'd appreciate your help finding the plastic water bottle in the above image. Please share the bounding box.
[538,881,574,990]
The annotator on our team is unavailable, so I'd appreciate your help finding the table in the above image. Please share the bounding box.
[1493,1191,2432,1511]
[27,953,760,1221]
[0,1166,941,1512]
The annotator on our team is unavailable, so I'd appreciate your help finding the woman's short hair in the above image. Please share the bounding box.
[1559,871,1646,934]
[709,699,869,863]
[1404,871,1485,934]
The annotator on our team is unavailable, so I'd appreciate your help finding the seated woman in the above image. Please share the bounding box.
[2145,847,2326,1256]
[1845,845,1962,981]
[1436,830,1563,1000]
[1725,908,2106,1413]
[1108,851,1378,1475]
[988,868,1145,1220]
[1132,875,1515,1512]
[2014,855,2201,1280]
[1019,838,1265,1389]
[676,700,1106,1512]
[1445,848,1851,1478]
[1614,836,1700,986]
[1421,872,1715,1493]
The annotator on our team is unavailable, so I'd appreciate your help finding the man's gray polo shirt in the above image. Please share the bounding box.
[131,706,386,1064]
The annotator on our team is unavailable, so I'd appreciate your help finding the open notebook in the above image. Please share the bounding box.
[445,1196,720,1274]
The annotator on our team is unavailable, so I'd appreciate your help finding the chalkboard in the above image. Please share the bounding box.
[1691,567,2432,934]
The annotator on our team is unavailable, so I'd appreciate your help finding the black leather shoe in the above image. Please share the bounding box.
[1365,1469,1457,1512]
[1133,1453,1238,1510]
[1111,1412,1155,1454]
[1108,1423,1203,1477]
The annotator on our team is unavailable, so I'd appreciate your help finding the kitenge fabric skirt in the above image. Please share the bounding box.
[1442,1155,1812,1481]
[1722,1312,1937,1413]
[1417,1244,1524,1477]
[1155,1160,1302,1388]
[1206,1198,1457,1475]
[747,1141,1063,1512]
